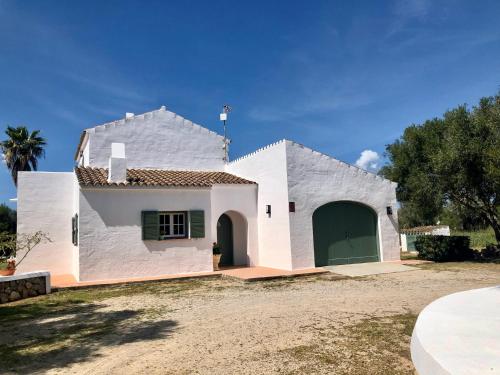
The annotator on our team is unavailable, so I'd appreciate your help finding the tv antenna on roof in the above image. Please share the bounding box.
[220,104,232,162]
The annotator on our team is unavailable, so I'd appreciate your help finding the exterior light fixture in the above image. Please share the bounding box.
[289,202,295,212]
[386,206,393,215]
[266,205,271,217]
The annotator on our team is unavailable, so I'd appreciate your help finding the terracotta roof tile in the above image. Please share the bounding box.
[75,167,256,187]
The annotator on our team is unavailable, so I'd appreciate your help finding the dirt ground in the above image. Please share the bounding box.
[1,262,499,375]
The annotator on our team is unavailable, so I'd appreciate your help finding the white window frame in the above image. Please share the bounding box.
[159,212,187,239]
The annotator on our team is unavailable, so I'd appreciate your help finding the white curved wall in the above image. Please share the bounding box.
[411,287,500,375]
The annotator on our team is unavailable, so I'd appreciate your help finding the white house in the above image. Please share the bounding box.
[17,106,400,282]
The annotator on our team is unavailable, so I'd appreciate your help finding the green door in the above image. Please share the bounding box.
[217,214,234,266]
[313,201,379,266]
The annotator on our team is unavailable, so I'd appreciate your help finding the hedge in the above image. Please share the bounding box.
[415,235,473,262]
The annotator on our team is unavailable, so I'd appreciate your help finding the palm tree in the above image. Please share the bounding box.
[1,126,47,186]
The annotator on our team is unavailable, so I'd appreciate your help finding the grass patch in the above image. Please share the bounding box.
[451,228,497,249]
[414,261,500,272]
[400,251,418,261]
[279,313,417,375]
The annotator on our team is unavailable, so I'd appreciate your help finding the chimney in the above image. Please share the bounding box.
[108,143,127,183]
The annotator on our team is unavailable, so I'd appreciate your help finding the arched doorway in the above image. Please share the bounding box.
[217,213,234,266]
[312,201,379,266]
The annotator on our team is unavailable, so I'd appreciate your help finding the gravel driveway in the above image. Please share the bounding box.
[1,262,499,375]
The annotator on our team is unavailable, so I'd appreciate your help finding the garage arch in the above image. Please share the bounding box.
[312,201,379,266]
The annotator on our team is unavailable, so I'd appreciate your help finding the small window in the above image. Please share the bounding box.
[159,212,187,239]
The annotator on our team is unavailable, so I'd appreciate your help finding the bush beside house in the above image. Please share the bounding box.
[415,235,473,262]
[416,235,500,263]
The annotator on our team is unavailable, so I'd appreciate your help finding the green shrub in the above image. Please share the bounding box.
[0,232,16,259]
[415,235,473,262]
[474,244,500,263]
[212,242,221,255]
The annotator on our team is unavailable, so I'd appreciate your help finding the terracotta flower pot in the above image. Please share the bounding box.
[0,268,15,276]
[213,254,222,271]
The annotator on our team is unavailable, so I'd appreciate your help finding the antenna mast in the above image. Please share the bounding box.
[220,104,232,162]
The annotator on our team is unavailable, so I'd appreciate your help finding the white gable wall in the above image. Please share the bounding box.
[285,141,400,268]
[226,141,293,270]
[85,108,225,171]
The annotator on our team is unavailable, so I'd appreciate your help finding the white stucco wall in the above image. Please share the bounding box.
[285,141,400,268]
[78,187,213,281]
[84,107,225,171]
[17,172,75,275]
[227,141,293,270]
[210,185,258,266]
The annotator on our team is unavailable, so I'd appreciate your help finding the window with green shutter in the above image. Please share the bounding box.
[71,214,78,246]
[189,210,205,238]
[142,211,160,240]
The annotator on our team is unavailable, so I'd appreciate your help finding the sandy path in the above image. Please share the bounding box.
[10,263,500,374]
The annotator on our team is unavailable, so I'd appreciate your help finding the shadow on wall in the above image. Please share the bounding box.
[387,211,399,232]
[0,297,178,373]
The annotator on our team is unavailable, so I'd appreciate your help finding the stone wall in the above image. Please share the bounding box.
[0,272,50,304]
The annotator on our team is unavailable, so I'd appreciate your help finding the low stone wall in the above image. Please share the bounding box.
[0,271,51,304]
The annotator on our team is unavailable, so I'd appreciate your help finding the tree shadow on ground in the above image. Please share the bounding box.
[0,299,177,373]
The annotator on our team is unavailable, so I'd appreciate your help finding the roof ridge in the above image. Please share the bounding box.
[74,166,256,187]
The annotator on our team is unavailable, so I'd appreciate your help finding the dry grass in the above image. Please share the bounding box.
[278,313,417,375]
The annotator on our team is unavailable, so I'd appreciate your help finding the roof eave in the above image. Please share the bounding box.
[74,131,88,161]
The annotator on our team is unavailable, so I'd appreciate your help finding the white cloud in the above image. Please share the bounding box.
[355,150,380,172]
[1,153,6,165]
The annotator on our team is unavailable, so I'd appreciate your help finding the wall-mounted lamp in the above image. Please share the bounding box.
[386,206,393,215]
[289,202,295,212]
[266,204,271,217]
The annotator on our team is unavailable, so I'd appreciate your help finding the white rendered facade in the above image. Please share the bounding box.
[17,107,400,281]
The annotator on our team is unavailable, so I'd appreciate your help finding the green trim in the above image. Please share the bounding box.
[142,210,160,240]
[189,210,205,238]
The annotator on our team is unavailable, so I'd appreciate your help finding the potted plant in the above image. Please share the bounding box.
[212,242,222,271]
[0,231,50,276]
[0,232,16,276]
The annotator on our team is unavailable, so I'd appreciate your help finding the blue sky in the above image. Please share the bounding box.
[1,0,500,207]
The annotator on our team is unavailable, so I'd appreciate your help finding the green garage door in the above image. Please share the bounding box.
[313,201,379,266]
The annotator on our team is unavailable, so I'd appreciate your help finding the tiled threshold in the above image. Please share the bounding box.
[51,266,327,290]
